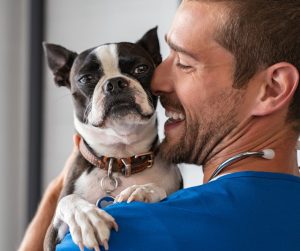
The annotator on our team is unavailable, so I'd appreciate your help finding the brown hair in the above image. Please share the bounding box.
[186,0,300,129]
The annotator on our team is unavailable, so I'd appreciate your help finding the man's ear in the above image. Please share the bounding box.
[43,42,78,88]
[136,27,162,66]
[252,62,299,116]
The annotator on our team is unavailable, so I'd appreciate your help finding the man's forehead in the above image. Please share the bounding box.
[173,0,228,35]
[166,1,227,57]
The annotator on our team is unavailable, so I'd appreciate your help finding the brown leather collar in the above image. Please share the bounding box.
[79,138,154,177]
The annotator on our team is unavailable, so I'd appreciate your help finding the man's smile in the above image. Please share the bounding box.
[164,109,186,132]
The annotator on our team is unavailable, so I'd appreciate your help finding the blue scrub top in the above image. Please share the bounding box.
[56,171,300,251]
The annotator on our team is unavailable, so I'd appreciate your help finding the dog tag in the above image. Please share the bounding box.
[100,175,119,194]
[96,196,115,209]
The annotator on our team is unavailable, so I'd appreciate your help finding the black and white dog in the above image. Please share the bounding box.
[43,28,182,251]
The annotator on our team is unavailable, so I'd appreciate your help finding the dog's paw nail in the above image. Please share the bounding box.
[103,239,109,250]
[78,241,84,251]
[94,245,100,251]
[113,221,119,232]
[116,196,123,203]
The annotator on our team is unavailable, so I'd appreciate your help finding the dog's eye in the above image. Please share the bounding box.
[78,75,97,85]
[134,65,149,75]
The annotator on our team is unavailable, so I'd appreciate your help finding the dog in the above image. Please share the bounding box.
[43,27,182,251]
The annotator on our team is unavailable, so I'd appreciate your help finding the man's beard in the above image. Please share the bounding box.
[158,89,245,165]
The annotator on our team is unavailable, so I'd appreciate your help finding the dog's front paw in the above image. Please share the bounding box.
[54,194,118,251]
[115,183,167,203]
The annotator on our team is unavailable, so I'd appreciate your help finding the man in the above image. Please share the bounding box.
[19,0,300,250]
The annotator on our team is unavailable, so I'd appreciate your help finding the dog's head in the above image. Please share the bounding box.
[44,28,161,133]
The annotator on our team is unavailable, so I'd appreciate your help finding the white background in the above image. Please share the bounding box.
[0,0,28,249]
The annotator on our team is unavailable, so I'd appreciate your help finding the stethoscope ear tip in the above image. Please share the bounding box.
[262,149,275,160]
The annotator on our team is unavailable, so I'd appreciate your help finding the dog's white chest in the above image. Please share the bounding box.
[73,168,109,204]
[73,157,182,206]
[73,168,132,204]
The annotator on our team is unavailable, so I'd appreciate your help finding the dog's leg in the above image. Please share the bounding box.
[114,183,167,203]
[44,224,58,251]
[50,194,118,251]
[44,219,70,251]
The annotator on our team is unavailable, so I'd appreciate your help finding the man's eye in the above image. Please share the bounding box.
[176,62,192,70]
[134,64,149,75]
[78,75,97,84]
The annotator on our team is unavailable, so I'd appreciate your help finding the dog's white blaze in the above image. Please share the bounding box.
[88,44,121,125]
[94,44,120,77]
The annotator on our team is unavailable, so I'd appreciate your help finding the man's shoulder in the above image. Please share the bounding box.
[56,172,300,251]
[100,172,300,250]
[107,171,300,214]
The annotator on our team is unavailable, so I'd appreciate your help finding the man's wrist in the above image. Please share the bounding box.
[45,175,63,200]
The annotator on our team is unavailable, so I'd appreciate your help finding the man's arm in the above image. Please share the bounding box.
[18,135,80,251]
[18,175,63,251]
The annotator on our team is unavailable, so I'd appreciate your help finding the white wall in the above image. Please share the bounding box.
[43,0,203,188]
[0,0,28,249]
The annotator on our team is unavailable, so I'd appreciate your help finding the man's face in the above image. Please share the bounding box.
[152,1,247,165]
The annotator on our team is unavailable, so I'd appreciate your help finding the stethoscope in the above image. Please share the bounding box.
[208,149,275,181]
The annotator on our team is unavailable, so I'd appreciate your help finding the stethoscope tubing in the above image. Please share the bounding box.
[208,151,265,181]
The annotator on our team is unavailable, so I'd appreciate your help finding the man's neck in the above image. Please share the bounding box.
[202,117,300,183]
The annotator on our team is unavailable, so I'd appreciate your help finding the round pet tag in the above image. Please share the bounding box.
[96,196,115,209]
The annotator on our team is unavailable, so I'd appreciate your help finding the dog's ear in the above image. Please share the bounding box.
[43,42,78,88]
[136,27,162,66]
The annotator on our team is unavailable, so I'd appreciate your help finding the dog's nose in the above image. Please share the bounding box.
[104,77,129,94]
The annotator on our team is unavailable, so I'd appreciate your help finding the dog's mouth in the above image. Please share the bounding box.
[108,100,139,116]
[92,97,153,127]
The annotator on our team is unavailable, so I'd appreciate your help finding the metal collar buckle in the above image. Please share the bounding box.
[138,152,154,168]
[121,158,132,177]
[120,152,154,177]
[134,151,154,168]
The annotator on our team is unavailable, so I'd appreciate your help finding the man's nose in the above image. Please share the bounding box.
[151,58,174,96]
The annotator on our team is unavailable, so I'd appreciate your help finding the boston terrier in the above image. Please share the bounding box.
[43,27,182,251]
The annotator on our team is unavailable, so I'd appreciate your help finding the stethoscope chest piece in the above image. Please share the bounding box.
[208,149,275,181]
